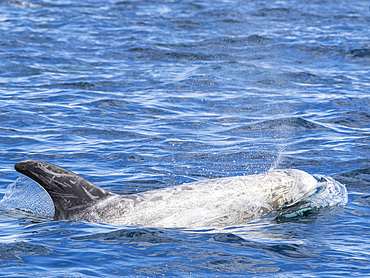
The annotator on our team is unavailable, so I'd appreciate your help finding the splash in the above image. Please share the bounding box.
[270,142,286,171]
[0,175,54,218]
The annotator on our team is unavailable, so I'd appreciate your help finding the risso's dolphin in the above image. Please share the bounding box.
[14,160,328,229]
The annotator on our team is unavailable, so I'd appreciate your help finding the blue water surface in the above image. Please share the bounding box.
[0,0,369,277]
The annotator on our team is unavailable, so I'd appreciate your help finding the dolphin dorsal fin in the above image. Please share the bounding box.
[14,160,115,220]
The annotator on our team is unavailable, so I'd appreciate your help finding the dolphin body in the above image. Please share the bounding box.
[15,160,320,229]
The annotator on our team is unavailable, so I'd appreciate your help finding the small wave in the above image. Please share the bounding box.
[71,228,181,244]
[0,242,52,262]
[228,117,330,135]
[346,48,370,64]
[4,0,40,8]
[335,167,370,189]
[253,7,297,18]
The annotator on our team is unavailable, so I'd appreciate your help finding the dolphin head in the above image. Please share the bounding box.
[269,169,318,208]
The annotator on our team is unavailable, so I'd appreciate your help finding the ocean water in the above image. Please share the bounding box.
[0,0,369,277]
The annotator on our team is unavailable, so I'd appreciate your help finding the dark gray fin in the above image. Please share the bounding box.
[14,160,115,220]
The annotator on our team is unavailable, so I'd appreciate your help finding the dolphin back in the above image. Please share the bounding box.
[14,160,115,220]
